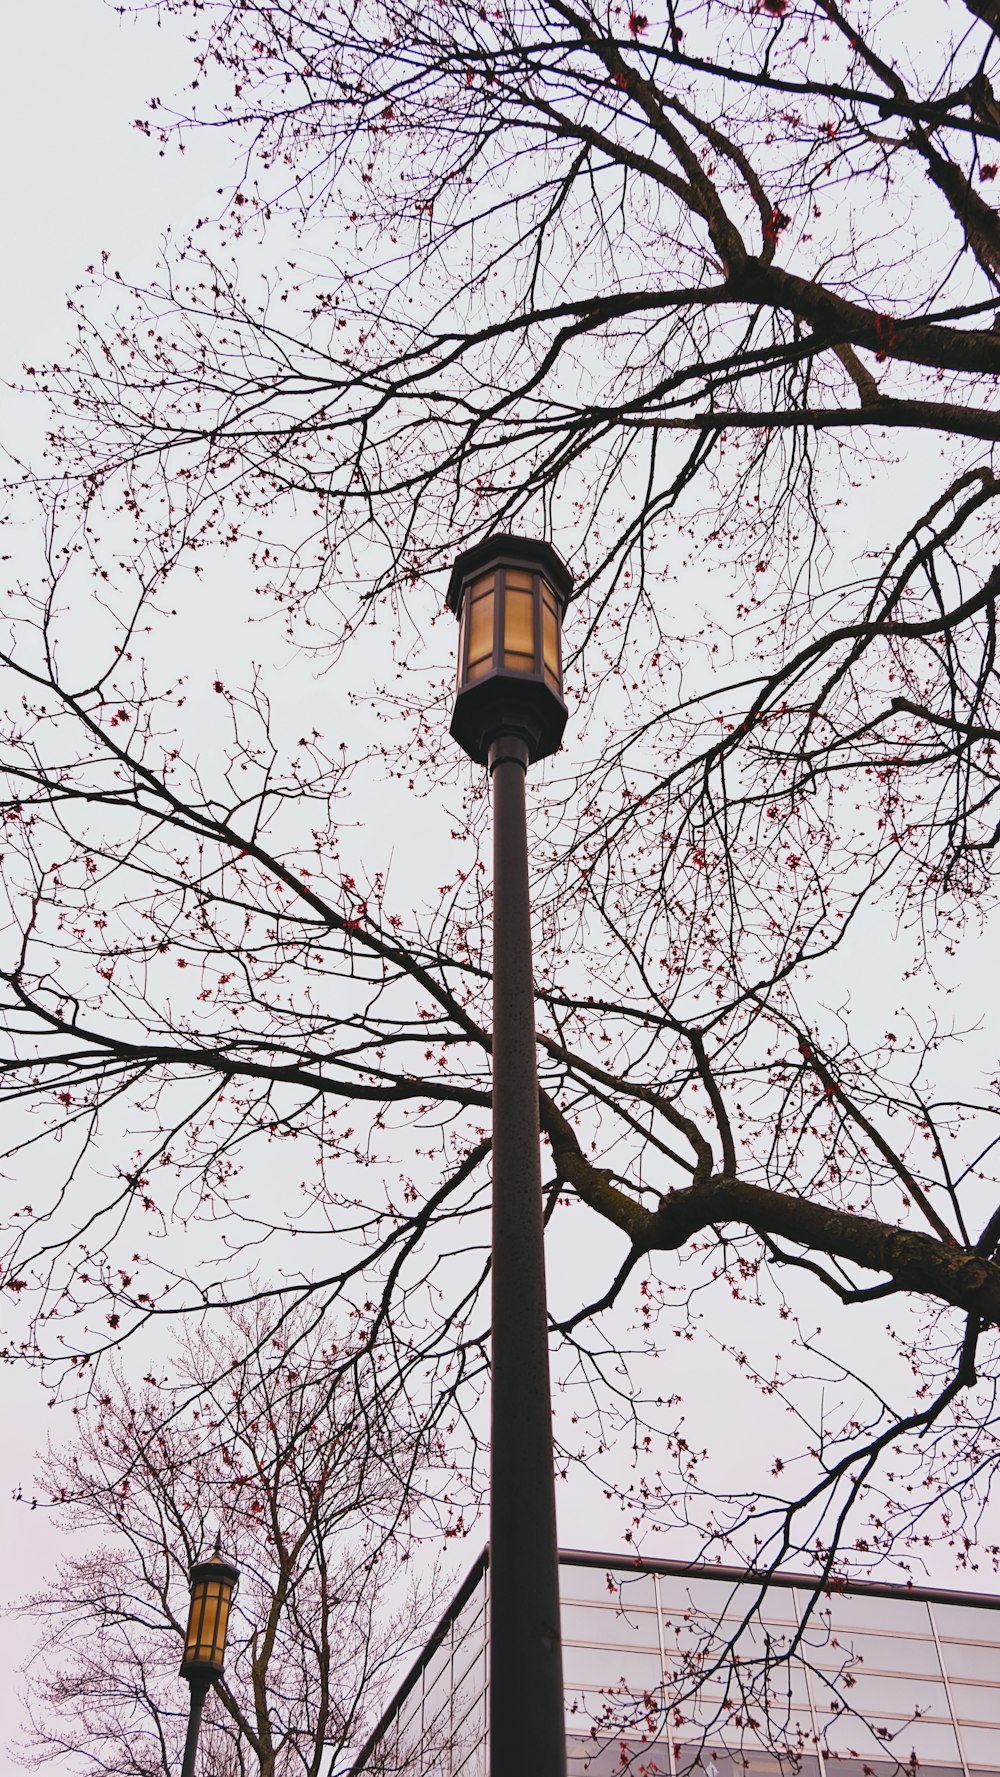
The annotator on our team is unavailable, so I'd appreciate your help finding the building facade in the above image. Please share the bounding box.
[347,1549,1000,1777]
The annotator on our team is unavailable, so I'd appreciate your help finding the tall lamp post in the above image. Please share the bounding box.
[448,534,572,1777]
[179,1542,240,1777]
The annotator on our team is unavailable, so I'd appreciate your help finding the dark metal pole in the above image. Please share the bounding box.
[180,1676,209,1777]
[488,734,566,1777]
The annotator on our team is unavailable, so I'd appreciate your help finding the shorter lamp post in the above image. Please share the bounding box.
[448,533,573,1777]
[179,1542,239,1777]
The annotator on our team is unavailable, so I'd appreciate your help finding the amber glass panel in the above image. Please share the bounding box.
[466,587,495,671]
[185,1586,205,1659]
[543,600,560,686]
[184,1593,201,1662]
[204,1584,224,1659]
[214,1589,232,1659]
[186,1580,232,1666]
[504,567,534,590]
[504,588,535,661]
[200,1583,222,1659]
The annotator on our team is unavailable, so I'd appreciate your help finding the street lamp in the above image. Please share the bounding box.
[448,533,570,765]
[448,533,572,1777]
[179,1541,239,1777]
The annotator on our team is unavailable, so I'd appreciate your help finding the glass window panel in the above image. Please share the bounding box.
[662,1577,750,1617]
[684,1617,752,1646]
[453,1699,487,1752]
[504,566,534,590]
[452,1645,487,1724]
[421,1630,453,1693]
[809,1762,895,1777]
[469,572,496,598]
[961,1728,1000,1763]
[563,1644,664,1687]
[543,600,559,680]
[569,1745,668,1777]
[615,1574,657,1610]
[814,1674,949,1716]
[691,1669,812,1719]
[680,1678,730,1702]
[504,650,534,671]
[900,1722,963,1762]
[671,1693,746,1734]
[672,1750,709,1777]
[817,1597,933,1637]
[452,1701,486,1765]
[467,589,494,667]
[664,1624,761,1669]
[661,1578,799,1624]
[823,1718,959,1762]
[563,1602,660,1648]
[951,1681,1000,1722]
[662,1641,716,1680]
[421,1692,453,1753]
[729,1622,799,1660]
[711,1729,799,1755]
[422,1726,457,1777]
[452,1572,487,1635]
[504,587,535,659]
[395,1705,423,1760]
[801,1631,943,1677]
[941,1642,1000,1682]
[451,1600,486,1665]
[453,1638,486,1693]
[421,1658,454,1738]
[564,1686,605,1730]
[661,1612,726,1652]
[763,1710,817,1743]
[454,1737,488,1777]
[815,1763,895,1777]
[541,579,557,610]
[395,1688,423,1742]
[747,1756,821,1777]
[673,1748,750,1777]
[561,1565,640,1604]
[932,1605,1000,1645]
[819,1715,899,1757]
[670,1634,715,1663]
[900,1768,966,1777]
[711,1754,817,1775]
[757,1589,803,1625]
[758,1668,814,1710]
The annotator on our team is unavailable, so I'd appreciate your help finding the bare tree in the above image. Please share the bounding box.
[14,1306,450,1777]
[2,0,1000,1609]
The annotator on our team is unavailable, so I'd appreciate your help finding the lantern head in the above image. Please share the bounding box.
[447,535,573,767]
[180,1545,240,1682]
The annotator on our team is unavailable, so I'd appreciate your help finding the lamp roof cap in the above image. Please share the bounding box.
[189,1539,240,1588]
[446,534,573,616]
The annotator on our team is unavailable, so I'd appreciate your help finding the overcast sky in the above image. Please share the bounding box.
[3,3,1000,1771]
[0,6,238,1760]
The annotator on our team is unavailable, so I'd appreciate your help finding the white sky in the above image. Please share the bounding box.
[0,4,238,1760]
[2,1,1000,1770]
